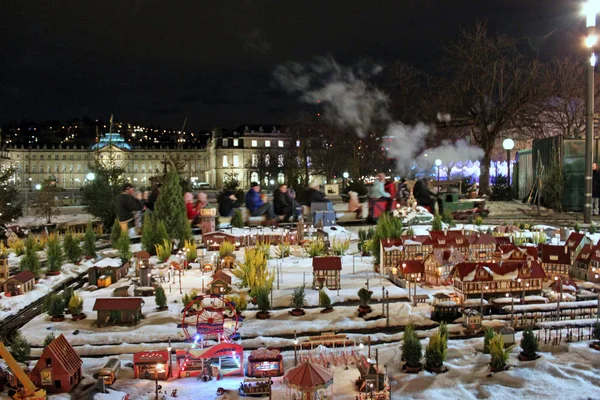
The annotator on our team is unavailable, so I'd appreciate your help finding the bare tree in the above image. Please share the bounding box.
[442,22,544,194]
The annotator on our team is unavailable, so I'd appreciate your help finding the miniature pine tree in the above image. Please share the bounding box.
[590,223,597,234]
[574,222,581,233]
[181,289,198,306]
[439,322,448,359]
[489,334,510,371]
[319,289,332,310]
[475,216,484,226]
[10,331,30,363]
[110,218,122,248]
[404,226,415,237]
[425,330,444,370]
[45,233,63,274]
[83,221,97,259]
[231,208,244,228]
[141,213,169,255]
[116,229,132,262]
[155,285,168,309]
[20,234,41,276]
[520,329,539,358]
[255,285,271,313]
[45,293,65,317]
[232,248,274,295]
[371,213,403,265]
[63,229,83,264]
[42,333,55,348]
[62,286,74,307]
[290,286,306,310]
[358,287,373,307]
[431,213,443,231]
[68,293,84,315]
[401,323,422,368]
[483,327,495,354]
[154,169,192,247]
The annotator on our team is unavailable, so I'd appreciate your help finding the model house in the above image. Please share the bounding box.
[209,271,232,295]
[540,244,571,279]
[88,258,130,287]
[3,271,36,296]
[30,334,82,394]
[312,256,342,290]
[93,298,144,327]
[423,249,465,285]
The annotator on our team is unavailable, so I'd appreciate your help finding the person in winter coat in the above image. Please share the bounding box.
[384,179,397,199]
[397,179,410,202]
[369,173,393,211]
[305,181,328,207]
[184,192,200,224]
[115,183,143,232]
[593,163,600,215]
[245,182,276,220]
[273,184,300,221]
[218,190,239,217]
[413,178,443,214]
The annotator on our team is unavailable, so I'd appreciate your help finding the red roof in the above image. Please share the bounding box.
[312,256,342,271]
[380,238,403,249]
[467,233,497,245]
[452,261,546,281]
[8,270,36,283]
[39,334,82,376]
[93,297,144,311]
[211,271,232,284]
[398,260,424,275]
[134,250,151,259]
[284,362,333,390]
[565,232,587,251]
[134,350,170,364]
[540,244,571,265]
[549,278,578,292]
[576,244,593,263]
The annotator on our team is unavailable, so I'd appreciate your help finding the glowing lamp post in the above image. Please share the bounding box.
[342,171,349,189]
[167,337,172,379]
[434,159,442,192]
[502,138,515,198]
[86,172,95,181]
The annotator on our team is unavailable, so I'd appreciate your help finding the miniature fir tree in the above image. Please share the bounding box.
[45,293,65,318]
[439,322,448,356]
[520,329,539,358]
[10,331,30,363]
[590,223,598,234]
[154,169,192,247]
[45,233,63,274]
[431,213,443,231]
[83,221,97,259]
[63,229,82,264]
[401,323,422,368]
[116,229,132,262]
[110,218,122,248]
[155,285,168,309]
[574,222,581,233]
[231,208,244,228]
[181,289,198,306]
[425,330,444,370]
[0,166,23,225]
[319,289,332,310]
[68,293,84,316]
[43,333,55,348]
[489,334,510,371]
[141,213,169,255]
[371,213,403,265]
[358,287,373,307]
[255,285,271,314]
[33,179,60,224]
[232,248,274,295]
[483,327,495,354]
[20,234,41,276]
[62,286,74,307]
[290,286,306,311]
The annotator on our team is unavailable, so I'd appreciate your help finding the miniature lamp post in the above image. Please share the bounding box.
[293,330,298,366]
[167,337,172,379]
[502,138,515,197]
[342,171,349,189]
[506,293,514,327]
[480,285,489,316]
[555,276,562,321]
[385,289,390,327]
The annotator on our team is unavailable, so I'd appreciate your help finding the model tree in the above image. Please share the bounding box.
[519,329,539,360]
[45,293,65,320]
[63,229,82,264]
[401,323,422,371]
[489,334,511,372]
[255,285,271,319]
[68,293,84,318]
[33,178,60,224]
[0,166,23,225]
[233,248,274,296]
[483,327,495,354]
[20,234,41,276]
[431,213,443,231]
[10,331,30,363]
[141,213,169,255]
[43,333,56,348]
[116,229,132,262]
[290,286,306,316]
[425,330,445,372]
[371,213,403,265]
[357,287,373,314]
[110,218,122,248]
[83,221,97,259]
[45,233,63,275]
[154,169,192,247]
[439,322,448,357]
[231,208,244,228]
[155,285,168,310]
[319,289,333,313]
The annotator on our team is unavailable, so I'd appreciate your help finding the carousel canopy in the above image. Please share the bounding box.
[284,361,333,392]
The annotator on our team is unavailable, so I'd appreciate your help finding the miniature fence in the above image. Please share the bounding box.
[501,300,598,327]
[535,319,598,345]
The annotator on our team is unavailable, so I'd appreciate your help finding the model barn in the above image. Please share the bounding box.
[93,297,144,327]
[30,334,82,394]
[3,271,36,296]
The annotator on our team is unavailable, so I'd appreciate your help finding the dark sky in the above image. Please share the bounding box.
[0,0,583,130]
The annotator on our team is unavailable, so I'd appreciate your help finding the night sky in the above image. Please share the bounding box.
[0,0,583,130]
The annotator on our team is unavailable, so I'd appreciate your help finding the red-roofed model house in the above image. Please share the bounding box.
[424,249,464,285]
[540,244,572,279]
[93,298,144,327]
[3,271,36,296]
[30,334,82,393]
[312,256,342,290]
[589,245,600,283]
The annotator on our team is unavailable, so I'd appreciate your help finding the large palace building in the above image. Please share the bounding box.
[6,125,302,190]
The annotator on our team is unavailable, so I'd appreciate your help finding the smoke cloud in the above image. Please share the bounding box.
[274,57,484,174]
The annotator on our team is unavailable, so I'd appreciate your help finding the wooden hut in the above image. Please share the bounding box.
[30,334,82,393]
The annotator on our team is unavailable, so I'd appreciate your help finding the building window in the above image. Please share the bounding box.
[296,140,301,147]
[251,154,258,167]
[251,140,258,147]
[222,155,229,168]
[233,155,240,167]
[278,173,285,184]
[277,154,284,167]
[265,155,270,166]
[265,140,271,147]
[233,139,239,147]
[278,140,284,148]
[251,172,259,182]
[222,138,228,147]
[40,155,44,160]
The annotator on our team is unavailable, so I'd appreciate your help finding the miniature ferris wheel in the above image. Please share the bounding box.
[181,294,239,342]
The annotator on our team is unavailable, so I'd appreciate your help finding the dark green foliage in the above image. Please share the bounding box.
[43,333,55,348]
[574,223,581,233]
[20,234,41,275]
[63,229,82,264]
[154,170,192,247]
[520,329,539,358]
[441,210,454,227]
[0,167,23,225]
[255,286,271,313]
[81,158,126,229]
[358,287,373,306]
[425,331,444,370]
[62,285,74,307]
[46,234,63,273]
[371,213,403,264]
[431,213,443,231]
[83,221,97,258]
[110,219,122,248]
[116,229,132,262]
[541,159,564,212]
[45,293,65,317]
[518,222,526,230]
[155,285,168,309]
[589,223,597,234]
[290,286,306,310]
[439,322,448,359]
[231,209,245,228]
[402,324,422,368]
[10,331,30,363]
[34,179,60,224]
[141,213,169,256]
[490,174,511,201]
[319,289,332,309]
[483,327,495,354]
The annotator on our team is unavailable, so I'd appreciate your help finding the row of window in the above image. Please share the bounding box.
[456,279,541,291]
[20,163,205,173]
[222,138,301,148]
[16,153,203,160]
[222,154,294,168]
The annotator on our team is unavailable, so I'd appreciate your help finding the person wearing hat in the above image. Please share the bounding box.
[115,183,143,232]
[305,180,328,207]
[245,182,276,221]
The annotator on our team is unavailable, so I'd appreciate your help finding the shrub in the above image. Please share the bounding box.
[275,241,291,258]
[226,294,248,314]
[541,159,564,212]
[441,210,455,226]
[110,218,122,248]
[182,289,199,306]
[520,329,539,358]
[141,213,169,256]
[155,239,173,262]
[255,285,271,313]
[574,223,581,233]
[439,322,448,359]
[483,327,495,354]
[219,241,236,258]
[68,293,84,315]
[358,287,373,306]
[371,213,403,265]
[231,209,245,228]
[290,286,306,310]
[233,248,273,295]
[83,222,97,259]
[475,216,484,226]
[404,226,415,237]
[154,169,192,246]
[489,334,511,371]
[425,331,444,370]
[490,174,511,201]
[116,230,132,262]
[10,331,30,363]
[9,238,25,256]
[155,285,168,309]
[62,286,74,307]
[518,222,526,230]
[255,240,271,260]
[330,237,350,256]
[63,229,82,264]
[589,223,597,234]
[305,238,326,257]
[402,324,422,368]
[43,333,56,348]
[46,233,63,274]
[20,234,41,275]
[431,213,443,231]
[319,289,332,309]
[184,240,197,262]
[45,293,65,317]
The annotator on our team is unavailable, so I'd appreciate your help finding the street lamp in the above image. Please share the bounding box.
[86,172,95,181]
[583,0,599,223]
[342,171,349,189]
[167,337,172,379]
[34,183,41,190]
[502,138,514,198]
[434,159,442,192]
